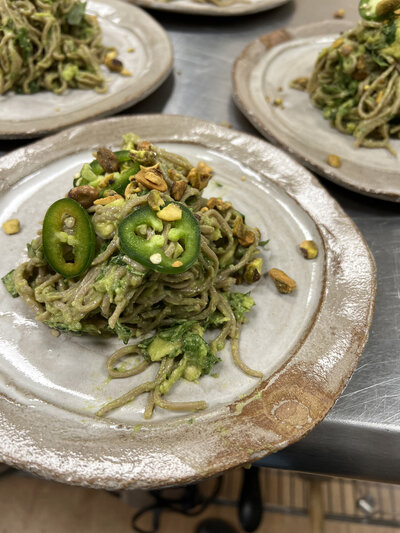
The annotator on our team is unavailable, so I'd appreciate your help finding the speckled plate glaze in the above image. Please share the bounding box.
[129,0,289,17]
[0,115,375,489]
[0,0,173,139]
[233,20,400,202]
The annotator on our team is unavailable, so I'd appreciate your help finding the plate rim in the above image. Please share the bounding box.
[0,0,174,139]
[131,0,289,16]
[232,19,400,203]
[0,114,376,489]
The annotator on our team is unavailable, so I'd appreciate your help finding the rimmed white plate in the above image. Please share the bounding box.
[130,0,289,17]
[233,20,400,202]
[0,0,173,139]
[0,115,375,489]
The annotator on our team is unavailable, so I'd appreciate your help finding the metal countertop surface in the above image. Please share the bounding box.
[2,0,399,483]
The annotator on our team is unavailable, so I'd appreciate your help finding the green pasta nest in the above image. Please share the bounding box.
[0,0,120,94]
[5,133,265,419]
[293,17,400,153]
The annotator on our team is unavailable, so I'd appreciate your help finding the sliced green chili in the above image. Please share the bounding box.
[42,198,95,278]
[359,0,400,20]
[118,203,200,274]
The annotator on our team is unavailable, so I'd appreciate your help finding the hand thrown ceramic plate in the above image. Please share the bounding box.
[129,0,289,17]
[233,20,400,202]
[0,115,375,489]
[0,0,173,139]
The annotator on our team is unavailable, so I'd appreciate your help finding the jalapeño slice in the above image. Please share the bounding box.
[118,203,200,274]
[359,0,400,20]
[42,198,95,278]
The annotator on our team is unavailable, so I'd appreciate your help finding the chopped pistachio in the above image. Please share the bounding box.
[2,219,20,235]
[68,186,100,208]
[268,268,297,294]
[333,8,345,18]
[137,140,152,151]
[327,154,341,168]
[290,76,309,91]
[206,197,232,211]
[187,161,213,191]
[244,258,263,284]
[233,217,255,247]
[333,38,344,48]
[93,194,123,205]
[157,204,182,222]
[135,164,167,192]
[171,180,187,201]
[96,147,119,173]
[148,190,165,211]
[299,240,318,260]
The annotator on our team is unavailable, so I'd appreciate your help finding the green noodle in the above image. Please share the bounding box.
[0,0,120,94]
[293,19,400,154]
[11,133,265,419]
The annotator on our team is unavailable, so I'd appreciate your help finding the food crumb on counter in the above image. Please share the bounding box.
[327,154,342,168]
[127,47,135,53]
[265,96,270,103]
[241,176,247,181]
[334,8,345,18]
[221,121,232,128]
[2,219,20,235]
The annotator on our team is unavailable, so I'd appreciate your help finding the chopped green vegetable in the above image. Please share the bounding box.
[67,2,87,26]
[1,270,18,298]
[227,292,255,322]
[113,321,133,345]
[16,27,33,62]
[183,333,220,376]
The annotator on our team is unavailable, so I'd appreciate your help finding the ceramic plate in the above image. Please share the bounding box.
[233,20,400,202]
[0,0,173,139]
[0,115,375,489]
[130,0,289,17]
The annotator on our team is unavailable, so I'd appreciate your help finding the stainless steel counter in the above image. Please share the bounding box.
[2,0,399,483]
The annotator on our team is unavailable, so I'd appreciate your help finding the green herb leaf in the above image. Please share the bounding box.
[113,321,133,344]
[258,240,270,247]
[183,332,220,375]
